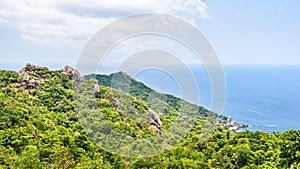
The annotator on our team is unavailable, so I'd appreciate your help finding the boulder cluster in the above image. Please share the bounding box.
[18,63,49,90]
[18,64,85,90]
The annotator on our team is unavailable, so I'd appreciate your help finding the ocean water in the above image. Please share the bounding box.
[134,65,300,132]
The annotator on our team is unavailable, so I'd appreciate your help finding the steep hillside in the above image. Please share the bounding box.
[85,72,219,118]
[0,64,220,168]
[0,64,299,168]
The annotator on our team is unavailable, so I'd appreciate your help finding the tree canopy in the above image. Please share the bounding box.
[0,65,299,168]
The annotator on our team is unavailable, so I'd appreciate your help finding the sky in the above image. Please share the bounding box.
[0,0,300,71]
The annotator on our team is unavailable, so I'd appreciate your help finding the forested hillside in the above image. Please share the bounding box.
[0,64,299,168]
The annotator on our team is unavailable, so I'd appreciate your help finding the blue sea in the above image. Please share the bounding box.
[133,65,300,133]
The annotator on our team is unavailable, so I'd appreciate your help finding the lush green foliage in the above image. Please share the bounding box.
[0,69,124,169]
[0,67,299,168]
[131,129,300,168]
[85,72,218,118]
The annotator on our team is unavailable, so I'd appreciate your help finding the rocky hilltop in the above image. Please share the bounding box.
[16,63,165,136]
[18,63,84,91]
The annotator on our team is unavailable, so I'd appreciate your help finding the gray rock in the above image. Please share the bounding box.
[62,66,84,82]
[147,109,163,136]
[18,63,46,90]
[94,83,101,98]
[27,79,41,90]
[21,81,28,89]
[147,109,162,127]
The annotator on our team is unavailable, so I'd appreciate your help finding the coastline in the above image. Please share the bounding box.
[224,116,249,131]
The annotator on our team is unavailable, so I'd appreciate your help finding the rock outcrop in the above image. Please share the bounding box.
[147,109,162,127]
[18,63,47,90]
[62,66,84,82]
[147,109,163,136]
[94,83,101,98]
[224,116,249,131]
[18,64,85,90]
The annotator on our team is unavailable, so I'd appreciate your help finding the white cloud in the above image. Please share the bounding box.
[0,18,8,23]
[172,0,211,19]
[0,0,210,45]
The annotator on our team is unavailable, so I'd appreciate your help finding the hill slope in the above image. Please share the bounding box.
[0,64,299,168]
[84,72,218,118]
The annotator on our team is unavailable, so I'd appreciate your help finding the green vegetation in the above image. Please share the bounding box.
[0,65,299,168]
[85,72,217,118]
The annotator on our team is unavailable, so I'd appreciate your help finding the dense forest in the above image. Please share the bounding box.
[0,63,299,168]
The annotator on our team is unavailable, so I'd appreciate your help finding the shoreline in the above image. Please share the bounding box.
[224,116,249,131]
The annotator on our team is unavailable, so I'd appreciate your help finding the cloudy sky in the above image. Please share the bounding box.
[0,0,300,70]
